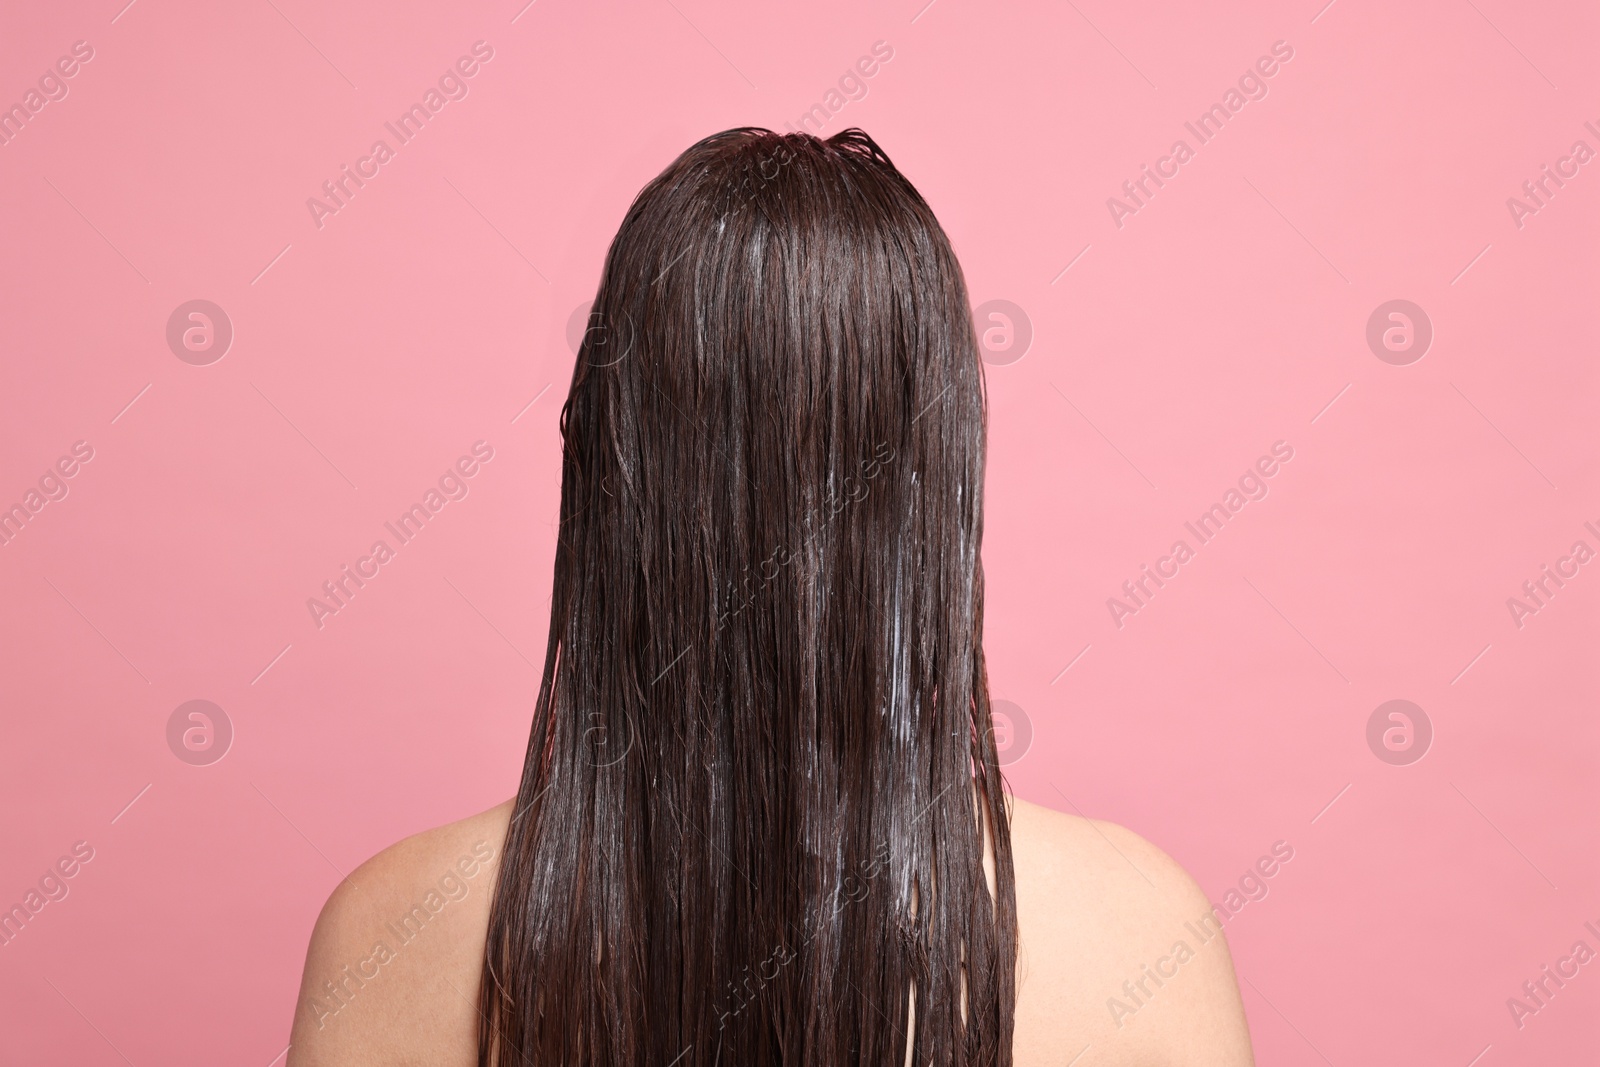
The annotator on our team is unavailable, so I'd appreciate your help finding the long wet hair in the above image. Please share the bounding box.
[478,126,1016,1066]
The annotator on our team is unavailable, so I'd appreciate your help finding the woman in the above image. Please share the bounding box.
[288,127,1254,1066]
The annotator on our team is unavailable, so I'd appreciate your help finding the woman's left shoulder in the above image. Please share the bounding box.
[286,798,515,1067]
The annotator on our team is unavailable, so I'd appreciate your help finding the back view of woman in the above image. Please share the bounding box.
[288,128,1254,1067]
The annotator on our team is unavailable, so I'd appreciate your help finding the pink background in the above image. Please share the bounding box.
[1,0,1595,1062]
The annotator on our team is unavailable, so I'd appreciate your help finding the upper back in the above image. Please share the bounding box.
[287,797,1252,1066]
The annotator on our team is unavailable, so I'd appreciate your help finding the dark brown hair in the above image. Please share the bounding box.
[478,126,1016,1065]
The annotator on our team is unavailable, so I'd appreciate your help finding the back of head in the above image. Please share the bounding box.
[480,126,1016,1066]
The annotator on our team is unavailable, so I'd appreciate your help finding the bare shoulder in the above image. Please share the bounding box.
[286,798,516,1067]
[1007,796,1254,1067]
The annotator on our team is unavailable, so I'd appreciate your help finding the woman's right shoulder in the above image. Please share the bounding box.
[1007,796,1255,1066]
